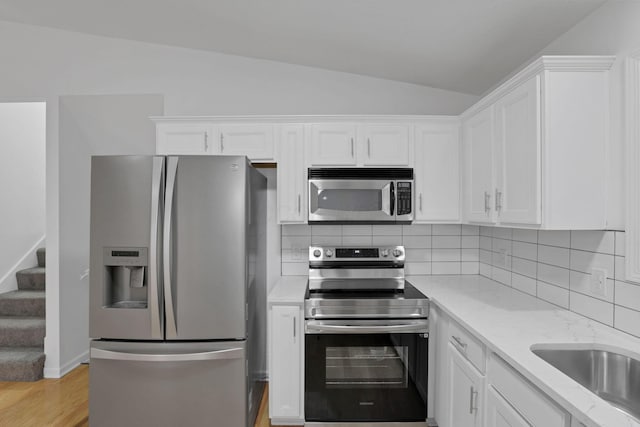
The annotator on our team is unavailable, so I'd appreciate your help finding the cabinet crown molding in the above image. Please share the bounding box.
[151,114,460,124]
[461,55,616,120]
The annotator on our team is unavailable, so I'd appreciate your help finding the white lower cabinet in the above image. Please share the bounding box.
[488,354,570,427]
[485,386,530,427]
[268,304,304,425]
[448,342,484,427]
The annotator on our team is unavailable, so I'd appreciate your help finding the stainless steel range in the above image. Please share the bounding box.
[304,246,429,427]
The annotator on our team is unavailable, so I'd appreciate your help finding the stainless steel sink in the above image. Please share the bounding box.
[532,348,640,421]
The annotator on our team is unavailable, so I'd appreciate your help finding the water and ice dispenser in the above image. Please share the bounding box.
[103,247,148,309]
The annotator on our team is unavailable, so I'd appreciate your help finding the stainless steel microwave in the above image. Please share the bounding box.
[308,168,414,223]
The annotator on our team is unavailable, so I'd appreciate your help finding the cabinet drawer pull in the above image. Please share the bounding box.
[220,134,224,152]
[419,193,423,212]
[297,194,301,214]
[204,131,209,151]
[495,188,502,212]
[293,317,296,338]
[484,191,491,214]
[367,138,371,157]
[350,138,354,157]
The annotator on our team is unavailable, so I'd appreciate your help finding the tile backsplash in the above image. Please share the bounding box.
[479,227,640,338]
[281,224,480,277]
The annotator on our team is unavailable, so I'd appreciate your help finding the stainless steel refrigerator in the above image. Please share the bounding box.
[88,155,266,427]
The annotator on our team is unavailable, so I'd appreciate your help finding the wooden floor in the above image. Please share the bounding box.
[0,364,283,427]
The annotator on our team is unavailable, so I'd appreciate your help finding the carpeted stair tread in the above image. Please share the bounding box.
[36,247,45,268]
[16,267,45,291]
[0,347,45,382]
[0,317,46,347]
[0,291,45,317]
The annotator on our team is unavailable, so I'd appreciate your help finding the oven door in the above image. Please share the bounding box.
[308,179,394,223]
[305,320,428,423]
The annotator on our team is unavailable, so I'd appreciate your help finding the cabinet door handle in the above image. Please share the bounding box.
[293,317,296,338]
[297,194,301,214]
[204,131,209,152]
[469,386,478,414]
[367,138,371,158]
[484,191,491,214]
[220,134,224,153]
[419,193,423,212]
[495,188,502,212]
[350,137,354,157]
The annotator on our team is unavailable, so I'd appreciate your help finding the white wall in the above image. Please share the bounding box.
[54,94,163,376]
[0,102,46,293]
[0,20,478,376]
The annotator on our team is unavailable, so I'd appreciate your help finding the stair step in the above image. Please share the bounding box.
[36,247,46,268]
[0,347,45,381]
[16,267,45,291]
[0,317,45,347]
[0,291,45,318]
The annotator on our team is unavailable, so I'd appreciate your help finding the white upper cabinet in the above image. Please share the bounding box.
[308,123,411,167]
[414,121,460,222]
[494,75,541,225]
[154,120,275,161]
[461,56,615,229]
[361,124,410,165]
[277,124,306,223]
[626,52,640,283]
[156,122,215,155]
[218,124,275,161]
[463,106,496,224]
[309,123,357,166]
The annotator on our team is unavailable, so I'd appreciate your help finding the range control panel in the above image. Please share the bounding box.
[309,246,405,262]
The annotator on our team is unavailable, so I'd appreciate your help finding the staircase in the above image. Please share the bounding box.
[0,248,46,381]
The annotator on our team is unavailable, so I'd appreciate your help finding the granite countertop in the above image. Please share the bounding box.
[408,275,640,427]
[268,274,640,426]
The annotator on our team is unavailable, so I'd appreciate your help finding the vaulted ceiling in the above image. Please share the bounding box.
[0,0,606,95]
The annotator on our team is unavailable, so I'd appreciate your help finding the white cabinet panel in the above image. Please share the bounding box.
[495,76,541,225]
[309,123,356,166]
[362,124,410,165]
[156,123,215,154]
[277,125,306,223]
[414,123,460,222]
[218,124,275,161]
[486,386,530,427]
[463,106,495,224]
[448,342,484,427]
[269,305,303,422]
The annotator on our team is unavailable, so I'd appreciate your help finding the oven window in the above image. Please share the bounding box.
[317,189,381,212]
[326,345,408,388]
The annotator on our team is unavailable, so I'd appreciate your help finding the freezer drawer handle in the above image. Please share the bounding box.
[90,347,244,362]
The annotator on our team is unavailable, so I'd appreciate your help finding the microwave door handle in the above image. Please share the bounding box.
[390,182,395,216]
[381,183,392,216]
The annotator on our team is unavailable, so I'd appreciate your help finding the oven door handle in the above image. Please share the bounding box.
[305,319,429,334]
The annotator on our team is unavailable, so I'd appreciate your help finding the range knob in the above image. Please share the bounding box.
[313,249,321,258]
[392,249,403,257]
[381,249,389,257]
[325,249,334,257]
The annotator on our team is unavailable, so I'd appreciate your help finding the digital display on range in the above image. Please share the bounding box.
[111,250,140,257]
[336,248,379,258]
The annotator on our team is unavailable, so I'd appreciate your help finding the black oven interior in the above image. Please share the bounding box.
[305,332,428,422]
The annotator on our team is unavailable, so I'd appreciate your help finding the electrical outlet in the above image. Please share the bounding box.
[590,268,607,297]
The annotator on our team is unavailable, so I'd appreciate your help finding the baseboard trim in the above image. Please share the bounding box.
[44,349,89,379]
[0,235,46,294]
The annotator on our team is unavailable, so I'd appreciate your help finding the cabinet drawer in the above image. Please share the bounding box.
[449,320,485,373]
[488,353,569,427]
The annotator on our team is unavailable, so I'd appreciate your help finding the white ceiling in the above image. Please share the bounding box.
[0,0,607,95]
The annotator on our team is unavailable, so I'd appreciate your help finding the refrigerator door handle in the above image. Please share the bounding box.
[163,156,179,338]
[149,157,164,339]
[90,347,244,362]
